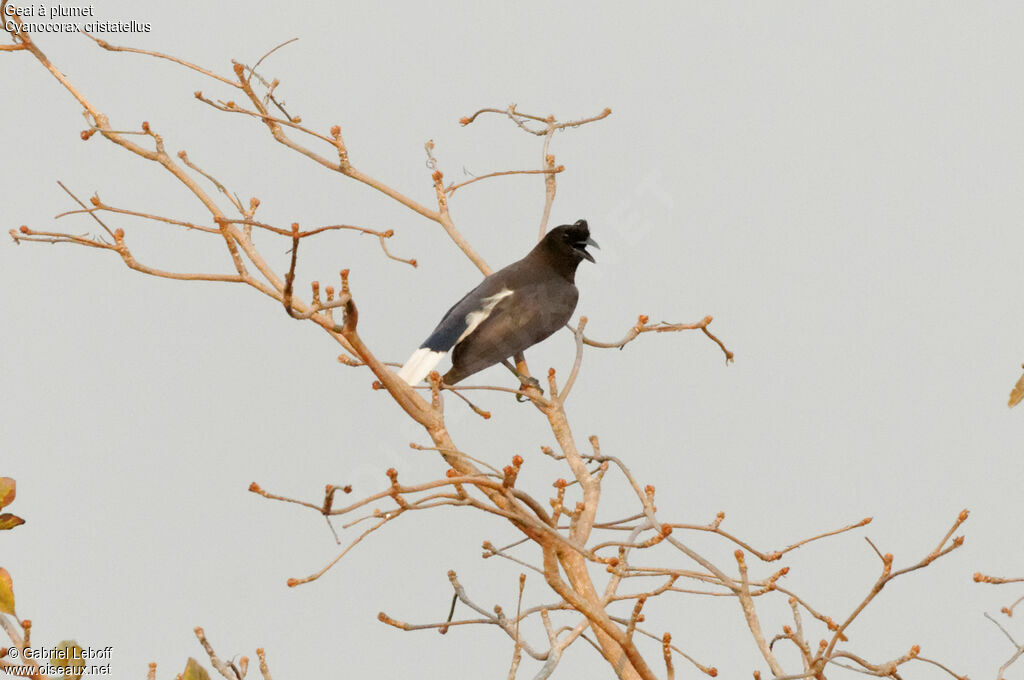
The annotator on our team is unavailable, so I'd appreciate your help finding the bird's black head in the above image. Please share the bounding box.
[543,219,599,265]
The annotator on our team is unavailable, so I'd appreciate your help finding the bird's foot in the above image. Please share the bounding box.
[515,376,543,402]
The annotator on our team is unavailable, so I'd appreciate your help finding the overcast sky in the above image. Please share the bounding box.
[3,2,1023,678]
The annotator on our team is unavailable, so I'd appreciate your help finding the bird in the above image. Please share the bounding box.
[397,219,598,387]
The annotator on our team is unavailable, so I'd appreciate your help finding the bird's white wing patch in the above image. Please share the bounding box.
[397,347,446,385]
[457,289,513,344]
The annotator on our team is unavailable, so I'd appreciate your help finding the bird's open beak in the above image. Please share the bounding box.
[577,236,599,263]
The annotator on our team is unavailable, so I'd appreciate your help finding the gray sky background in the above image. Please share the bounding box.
[3,2,1023,678]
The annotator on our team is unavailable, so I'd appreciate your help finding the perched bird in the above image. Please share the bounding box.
[398,219,598,386]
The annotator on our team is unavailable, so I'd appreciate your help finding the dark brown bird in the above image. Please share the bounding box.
[398,220,598,385]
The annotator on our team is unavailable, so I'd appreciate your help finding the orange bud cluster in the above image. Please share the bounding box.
[330,125,341,138]
[767,567,789,586]
[80,129,96,140]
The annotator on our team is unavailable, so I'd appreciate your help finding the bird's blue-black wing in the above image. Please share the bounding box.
[444,279,578,384]
[397,276,513,384]
[421,279,513,352]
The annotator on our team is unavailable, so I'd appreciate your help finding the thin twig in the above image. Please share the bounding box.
[446,167,564,195]
[581,314,734,363]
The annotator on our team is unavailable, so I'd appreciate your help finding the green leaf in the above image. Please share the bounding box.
[182,657,212,680]
[51,641,85,680]
[0,478,14,510]
[0,514,25,531]
[0,568,14,614]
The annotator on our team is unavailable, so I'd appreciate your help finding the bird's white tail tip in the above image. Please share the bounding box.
[396,348,446,386]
